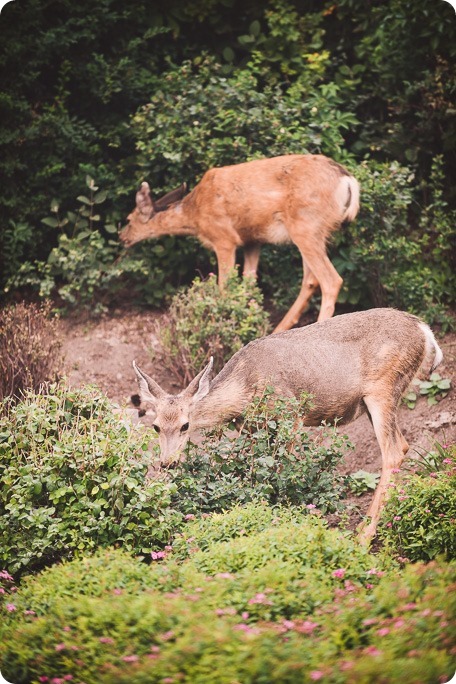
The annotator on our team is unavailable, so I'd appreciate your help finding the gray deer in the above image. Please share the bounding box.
[133,308,442,543]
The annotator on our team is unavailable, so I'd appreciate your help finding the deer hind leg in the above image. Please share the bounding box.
[273,236,342,332]
[243,244,261,278]
[358,395,407,545]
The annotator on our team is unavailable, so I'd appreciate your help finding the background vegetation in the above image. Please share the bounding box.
[1,0,455,321]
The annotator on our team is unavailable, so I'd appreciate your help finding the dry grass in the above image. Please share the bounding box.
[0,301,62,402]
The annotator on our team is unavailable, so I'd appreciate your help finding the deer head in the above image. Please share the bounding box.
[133,358,213,466]
[119,182,187,247]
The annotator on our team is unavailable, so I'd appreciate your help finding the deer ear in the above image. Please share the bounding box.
[184,357,213,402]
[133,360,166,407]
[135,182,154,221]
[154,183,187,212]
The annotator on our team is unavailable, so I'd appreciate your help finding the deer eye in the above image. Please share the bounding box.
[153,425,161,434]
[180,422,189,433]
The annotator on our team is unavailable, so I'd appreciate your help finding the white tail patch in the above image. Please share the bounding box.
[419,322,443,371]
[341,175,360,223]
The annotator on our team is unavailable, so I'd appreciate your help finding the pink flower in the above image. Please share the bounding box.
[5,603,16,612]
[310,671,324,680]
[55,643,66,652]
[0,570,14,581]
[248,592,272,605]
[332,568,345,579]
[402,602,417,611]
[184,514,195,520]
[296,620,318,634]
[151,550,166,560]
[215,572,235,580]
[39,678,49,683]
[377,627,390,636]
[364,646,382,656]
[282,620,295,630]
[159,630,175,642]
[306,504,317,509]
[340,661,354,671]
[122,655,139,663]
[99,637,115,644]
[393,515,401,521]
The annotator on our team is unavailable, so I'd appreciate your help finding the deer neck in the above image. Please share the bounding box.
[191,374,254,430]
[153,202,197,238]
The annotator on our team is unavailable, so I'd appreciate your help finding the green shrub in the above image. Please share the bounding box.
[379,444,456,561]
[5,179,153,315]
[336,158,456,325]
[0,301,62,402]
[0,384,182,574]
[155,271,271,382]
[1,512,454,684]
[171,501,309,560]
[167,390,350,515]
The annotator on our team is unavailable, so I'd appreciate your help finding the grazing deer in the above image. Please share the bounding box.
[119,154,360,332]
[132,308,442,543]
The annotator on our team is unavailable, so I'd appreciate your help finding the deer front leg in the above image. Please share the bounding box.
[213,244,237,289]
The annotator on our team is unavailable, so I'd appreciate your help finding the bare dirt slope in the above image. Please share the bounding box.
[60,309,456,490]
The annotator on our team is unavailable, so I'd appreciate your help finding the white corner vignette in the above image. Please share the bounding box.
[0,672,14,684]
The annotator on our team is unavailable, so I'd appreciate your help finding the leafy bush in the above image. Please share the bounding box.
[155,272,271,382]
[1,509,454,684]
[166,390,350,515]
[0,384,181,575]
[379,445,456,561]
[336,158,456,325]
[5,179,153,314]
[0,301,62,402]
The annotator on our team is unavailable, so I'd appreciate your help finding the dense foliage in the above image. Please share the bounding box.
[0,384,350,575]
[168,388,350,515]
[1,0,455,318]
[1,510,454,684]
[156,272,271,382]
[0,385,181,574]
[379,444,456,561]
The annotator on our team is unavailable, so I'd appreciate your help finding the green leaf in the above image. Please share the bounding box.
[41,217,59,228]
[94,190,108,204]
[77,196,92,206]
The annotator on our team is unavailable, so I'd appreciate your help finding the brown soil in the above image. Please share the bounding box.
[59,308,456,522]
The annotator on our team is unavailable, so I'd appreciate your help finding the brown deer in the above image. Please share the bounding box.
[132,308,443,543]
[119,154,360,332]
